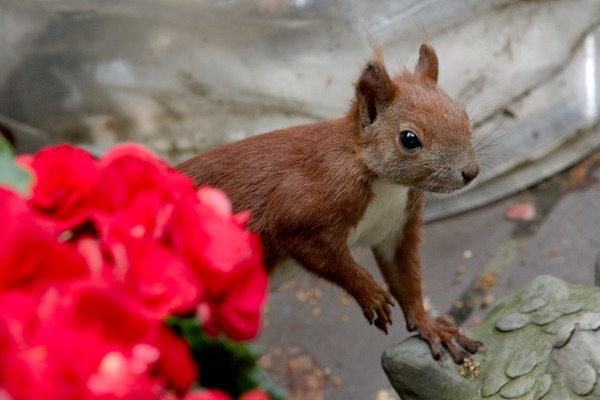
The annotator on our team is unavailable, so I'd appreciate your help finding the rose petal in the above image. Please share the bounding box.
[505,201,536,221]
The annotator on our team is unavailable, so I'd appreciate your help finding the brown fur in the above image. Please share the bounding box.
[177,43,482,363]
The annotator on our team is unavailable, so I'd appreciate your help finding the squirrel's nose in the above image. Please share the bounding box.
[462,165,479,184]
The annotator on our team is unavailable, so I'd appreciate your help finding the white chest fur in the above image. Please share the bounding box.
[347,179,410,247]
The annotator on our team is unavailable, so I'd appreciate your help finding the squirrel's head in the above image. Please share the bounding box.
[352,43,479,193]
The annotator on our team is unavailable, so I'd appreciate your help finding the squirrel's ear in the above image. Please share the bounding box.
[355,60,395,128]
[415,43,438,84]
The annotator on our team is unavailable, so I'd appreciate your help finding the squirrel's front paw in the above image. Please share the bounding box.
[356,285,394,334]
[410,314,483,363]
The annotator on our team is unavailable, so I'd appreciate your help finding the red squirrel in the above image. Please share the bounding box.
[177,42,482,363]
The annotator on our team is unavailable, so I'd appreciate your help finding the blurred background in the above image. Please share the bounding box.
[2,1,600,399]
[2,0,600,219]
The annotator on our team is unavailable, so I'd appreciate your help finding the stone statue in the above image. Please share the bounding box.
[382,272,600,399]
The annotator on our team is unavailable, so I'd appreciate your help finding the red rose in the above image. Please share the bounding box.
[0,188,89,293]
[92,144,195,215]
[180,389,232,400]
[22,144,98,230]
[170,187,268,341]
[239,389,270,400]
[0,315,42,399]
[90,144,198,260]
[1,142,273,398]
[0,279,197,400]
[94,191,175,243]
[171,187,264,293]
[0,310,21,365]
[197,231,267,341]
[0,290,40,345]
[107,237,202,319]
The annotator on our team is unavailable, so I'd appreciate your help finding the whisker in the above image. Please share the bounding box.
[479,161,500,175]
[476,131,516,154]
[403,169,445,217]
[467,93,500,122]
[462,79,477,109]
[475,119,508,151]
[406,189,427,217]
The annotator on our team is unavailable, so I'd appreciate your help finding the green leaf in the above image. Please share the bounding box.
[0,135,32,195]
[165,316,288,399]
[246,365,289,400]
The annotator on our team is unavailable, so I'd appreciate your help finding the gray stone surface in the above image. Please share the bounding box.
[382,275,600,400]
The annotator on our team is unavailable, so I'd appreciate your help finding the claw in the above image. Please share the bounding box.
[357,286,393,333]
[463,338,484,354]
[454,331,484,354]
[375,318,388,334]
[413,314,483,364]
[421,333,444,360]
[446,337,472,364]
[431,345,444,361]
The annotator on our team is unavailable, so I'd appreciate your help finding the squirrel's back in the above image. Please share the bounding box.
[177,117,375,266]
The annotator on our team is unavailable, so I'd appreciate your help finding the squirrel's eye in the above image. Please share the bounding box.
[399,130,421,150]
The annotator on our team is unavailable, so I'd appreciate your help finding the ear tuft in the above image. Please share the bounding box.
[415,43,439,84]
[355,59,394,128]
